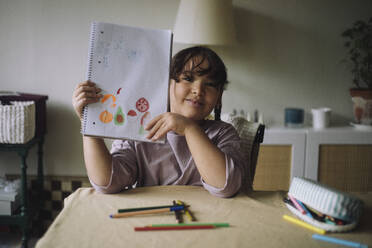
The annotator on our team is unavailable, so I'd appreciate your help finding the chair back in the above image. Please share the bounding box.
[230,117,265,192]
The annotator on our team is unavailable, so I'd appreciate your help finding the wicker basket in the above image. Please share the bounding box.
[0,101,35,144]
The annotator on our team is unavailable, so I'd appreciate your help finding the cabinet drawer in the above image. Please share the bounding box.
[253,145,291,191]
[318,145,372,192]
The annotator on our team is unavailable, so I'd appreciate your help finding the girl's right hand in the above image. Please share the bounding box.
[72,81,102,120]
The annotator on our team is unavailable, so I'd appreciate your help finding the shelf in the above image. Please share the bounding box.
[0,136,45,248]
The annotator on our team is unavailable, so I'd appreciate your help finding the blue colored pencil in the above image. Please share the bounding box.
[312,234,368,248]
[296,199,314,219]
[173,200,183,223]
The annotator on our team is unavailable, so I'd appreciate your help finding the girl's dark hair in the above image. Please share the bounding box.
[170,46,228,90]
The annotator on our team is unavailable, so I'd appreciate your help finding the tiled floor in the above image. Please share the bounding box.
[5,175,91,233]
[1,176,91,248]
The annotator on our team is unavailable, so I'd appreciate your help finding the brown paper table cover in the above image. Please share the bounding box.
[36,186,372,248]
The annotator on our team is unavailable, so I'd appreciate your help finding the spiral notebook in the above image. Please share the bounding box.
[81,22,172,143]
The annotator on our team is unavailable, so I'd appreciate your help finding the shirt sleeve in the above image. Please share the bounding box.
[201,123,247,198]
[90,139,138,194]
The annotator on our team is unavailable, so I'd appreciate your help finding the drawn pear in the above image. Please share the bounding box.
[114,106,125,126]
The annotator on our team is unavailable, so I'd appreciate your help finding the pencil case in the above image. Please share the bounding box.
[285,177,364,232]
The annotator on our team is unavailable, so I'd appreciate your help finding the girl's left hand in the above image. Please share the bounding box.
[144,113,197,141]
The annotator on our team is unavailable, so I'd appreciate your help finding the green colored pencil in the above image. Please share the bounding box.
[148,223,229,228]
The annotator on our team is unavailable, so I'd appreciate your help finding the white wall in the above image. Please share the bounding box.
[1,0,371,176]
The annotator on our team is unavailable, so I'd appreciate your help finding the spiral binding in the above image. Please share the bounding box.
[81,22,97,134]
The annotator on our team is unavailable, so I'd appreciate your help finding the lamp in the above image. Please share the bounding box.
[173,0,236,45]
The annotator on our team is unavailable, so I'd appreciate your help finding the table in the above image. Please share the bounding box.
[36,186,372,248]
[0,136,45,248]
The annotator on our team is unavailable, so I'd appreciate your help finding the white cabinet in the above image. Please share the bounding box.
[305,127,372,180]
[262,127,306,181]
[256,126,372,191]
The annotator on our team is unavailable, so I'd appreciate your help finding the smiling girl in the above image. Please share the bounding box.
[72,46,247,198]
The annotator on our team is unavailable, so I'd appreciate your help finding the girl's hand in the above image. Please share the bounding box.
[72,81,102,120]
[144,113,198,141]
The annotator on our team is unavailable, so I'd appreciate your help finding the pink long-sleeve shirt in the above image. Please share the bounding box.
[90,120,248,198]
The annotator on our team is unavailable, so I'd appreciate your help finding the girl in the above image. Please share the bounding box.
[72,46,247,198]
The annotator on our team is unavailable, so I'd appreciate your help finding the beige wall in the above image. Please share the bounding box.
[1,0,371,176]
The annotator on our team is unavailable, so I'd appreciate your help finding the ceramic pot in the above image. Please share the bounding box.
[350,89,372,125]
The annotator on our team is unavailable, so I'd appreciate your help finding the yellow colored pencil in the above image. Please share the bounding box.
[185,210,196,221]
[176,200,196,221]
[283,215,326,235]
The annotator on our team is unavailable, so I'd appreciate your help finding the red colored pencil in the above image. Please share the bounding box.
[134,225,215,231]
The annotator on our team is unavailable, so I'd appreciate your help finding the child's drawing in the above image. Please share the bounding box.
[113,36,125,51]
[101,94,116,108]
[96,40,105,54]
[140,111,150,126]
[99,94,116,124]
[103,56,109,68]
[103,42,111,56]
[114,106,125,126]
[139,111,151,135]
[99,110,113,123]
[136,97,149,112]
[96,91,152,135]
[126,49,142,62]
[127,109,137,117]
[83,22,170,143]
[127,109,139,127]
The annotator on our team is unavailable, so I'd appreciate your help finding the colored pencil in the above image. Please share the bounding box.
[283,215,326,235]
[287,194,306,214]
[306,205,324,217]
[118,204,184,213]
[173,200,183,223]
[312,234,368,248]
[185,210,196,221]
[110,206,184,218]
[176,200,196,221]
[134,225,215,231]
[148,223,230,227]
[296,200,314,219]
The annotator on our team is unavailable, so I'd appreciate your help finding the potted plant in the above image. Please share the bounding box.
[342,17,372,126]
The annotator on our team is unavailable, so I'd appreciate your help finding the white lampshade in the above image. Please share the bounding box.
[173,0,236,45]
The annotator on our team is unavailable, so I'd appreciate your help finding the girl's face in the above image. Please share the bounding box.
[169,57,222,121]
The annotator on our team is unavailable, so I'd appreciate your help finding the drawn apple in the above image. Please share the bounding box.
[136,97,149,113]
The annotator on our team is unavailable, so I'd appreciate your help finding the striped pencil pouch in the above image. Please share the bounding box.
[284,177,364,232]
